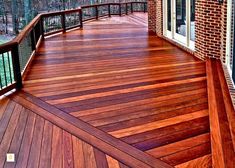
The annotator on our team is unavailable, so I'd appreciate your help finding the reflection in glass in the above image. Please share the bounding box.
[190,0,195,41]
[167,0,171,31]
[175,0,186,37]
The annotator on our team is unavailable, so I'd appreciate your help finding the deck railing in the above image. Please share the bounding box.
[0,1,147,96]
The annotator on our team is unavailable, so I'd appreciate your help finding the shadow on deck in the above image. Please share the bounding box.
[0,13,234,168]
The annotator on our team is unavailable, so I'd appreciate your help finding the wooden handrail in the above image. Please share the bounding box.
[13,14,42,44]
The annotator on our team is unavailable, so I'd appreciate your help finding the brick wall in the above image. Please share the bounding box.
[147,0,228,61]
[155,0,162,36]
[221,0,228,62]
[148,0,156,33]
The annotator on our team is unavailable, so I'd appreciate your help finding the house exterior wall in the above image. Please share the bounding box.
[148,0,156,34]
[147,0,228,61]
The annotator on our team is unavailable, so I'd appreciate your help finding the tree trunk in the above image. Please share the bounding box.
[11,0,19,34]
[24,0,32,24]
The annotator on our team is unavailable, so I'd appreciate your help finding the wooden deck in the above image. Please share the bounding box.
[0,13,215,167]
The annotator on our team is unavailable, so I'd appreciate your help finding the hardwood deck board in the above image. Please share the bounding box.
[4,108,28,168]
[51,125,63,168]
[146,133,210,158]
[15,111,36,168]
[63,130,74,168]
[0,13,218,167]
[132,121,210,151]
[97,104,208,133]
[160,142,211,166]
[39,120,53,168]
[175,154,212,168]
[121,116,209,145]
[0,104,22,168]
[94,147,109,168]
[0,98,10,120]
[27,115,45,168]
[72,135,85,168]
[0,101,16,142]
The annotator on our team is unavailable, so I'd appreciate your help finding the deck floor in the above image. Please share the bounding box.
[0,13,211,167]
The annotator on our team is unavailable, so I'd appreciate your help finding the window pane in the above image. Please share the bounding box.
[175,0,186,37]
[167,0,171,31]
[190,0,195,41]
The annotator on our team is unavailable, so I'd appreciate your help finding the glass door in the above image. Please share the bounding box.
[164,0,173,38]
[163,0,195,49]
[174,0,187,44]
[189,0,195,49]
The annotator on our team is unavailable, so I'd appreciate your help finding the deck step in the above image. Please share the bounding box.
[9,90,173,168]
[206,58,235,168]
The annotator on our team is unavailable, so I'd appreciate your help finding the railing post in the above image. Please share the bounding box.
[79,10,83,28]
[11,43,22,89]
[108,4,111,17]
[126,3,128,15]
[40,16,44,39]
[96,6,99,20]
[119,4,121,16]
[131,3,133,13]
[61,13,66,33]
[30,29,36,51]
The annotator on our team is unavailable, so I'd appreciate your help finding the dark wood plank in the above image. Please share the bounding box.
[4,107,29,168]
[0,98,10,120]
[27,115,45,168]
[216,60,235,149]
[121,116,209,144]
[0,104,22,167]
[72,135,85,168]
[63,130,74,168]
[39,120,53,168]
[0,101,16,142]
[94,148,109,168]
[160,142,211,166]
[15,111,36,168]
[51,125,63,168]
[206,58,235,168]
[83,142,97,168]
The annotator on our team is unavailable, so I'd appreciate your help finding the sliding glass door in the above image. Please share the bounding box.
[163,0,195,49]
[165,0,172,38]
[174,0,186,43]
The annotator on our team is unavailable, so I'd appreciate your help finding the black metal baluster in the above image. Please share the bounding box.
[144,3,146,13]
[131,3,133,13]
[0,71,2,89]
[31,28,36,51]
[108,4,111,17]
[61,13,66,33]
[2,53,8,86]
[96,6,99,20]
[0,54,3,88]
[7,52,13,84]
[79,10,83,28]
